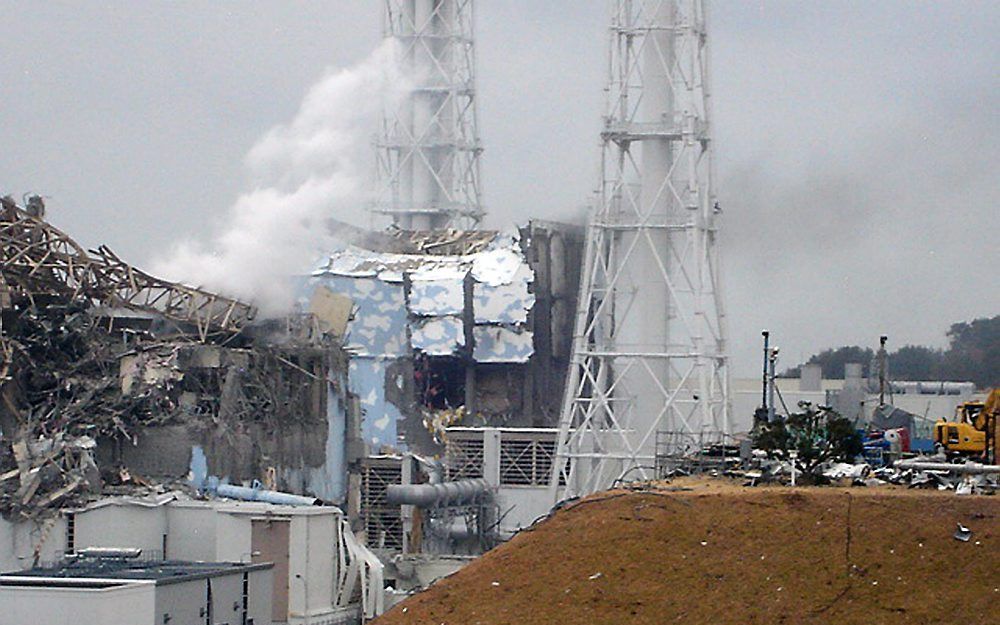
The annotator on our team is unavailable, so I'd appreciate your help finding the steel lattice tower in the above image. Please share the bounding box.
[373,0,484,230]
[551,0,730,499]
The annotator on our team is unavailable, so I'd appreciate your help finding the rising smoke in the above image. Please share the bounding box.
[153,40,409,316]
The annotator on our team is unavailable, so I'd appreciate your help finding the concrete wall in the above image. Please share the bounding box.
[213,508,253,562]
[0,515,68,573]
[103,346,355,505]
[164,505,218,562]
[75,504,167,559]
[1,579,156,624]
[496,486,550,535]
[114,412,346,504]
[292,381,349,502]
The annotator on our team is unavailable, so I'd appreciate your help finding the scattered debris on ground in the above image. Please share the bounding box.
[719,454,1000,494]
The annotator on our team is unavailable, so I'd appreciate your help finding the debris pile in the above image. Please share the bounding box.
[1,196,340,519]
[4,303,181,440]
[725,454,999,494]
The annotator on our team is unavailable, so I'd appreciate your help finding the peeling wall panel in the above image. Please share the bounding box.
[409,278,465,317]
[309,275,408,357]
[473,326,534,363]
[473,264,534,324]
[411,316,465,356]
[349,358,402,449]
[471,246,524,286]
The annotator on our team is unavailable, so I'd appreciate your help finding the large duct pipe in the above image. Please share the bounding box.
[211,481,322,506]
[386,478,490,507]
[893,460,1000,475]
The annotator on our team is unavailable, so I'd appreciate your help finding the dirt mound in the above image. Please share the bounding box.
[375,481,999,624]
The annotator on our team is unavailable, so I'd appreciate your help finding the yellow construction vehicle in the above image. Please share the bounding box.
[934,388,999,461]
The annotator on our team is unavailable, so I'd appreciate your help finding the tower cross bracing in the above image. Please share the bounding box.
[551,0,731,500]
[374,0,484,230]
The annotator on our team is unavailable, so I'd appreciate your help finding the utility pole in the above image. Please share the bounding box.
[768,346,779,422]
[551,0,731,500]
[756,331,770,425]
[877,335,888,406]
[373,0,485,230]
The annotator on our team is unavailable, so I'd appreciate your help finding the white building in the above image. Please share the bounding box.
[0,493,384,624]
[0,558,272,625]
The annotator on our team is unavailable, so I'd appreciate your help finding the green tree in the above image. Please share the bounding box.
[784,314,999,388]
[942,316,1000,388]
[889,345,944,380]
[753,402,863,482]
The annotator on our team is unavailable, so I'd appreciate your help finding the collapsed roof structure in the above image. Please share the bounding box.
[0,196,352,519]
[0,194,586,592]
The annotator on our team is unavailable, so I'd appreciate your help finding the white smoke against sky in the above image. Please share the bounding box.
[154,40,408,315]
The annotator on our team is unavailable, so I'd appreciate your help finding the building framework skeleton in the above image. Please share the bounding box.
[373,0,485,230]
[0,197,255,341]
[551,0,730,499]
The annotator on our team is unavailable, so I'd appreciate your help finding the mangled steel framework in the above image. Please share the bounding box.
[0,196,356,520]
[0,196,255,341]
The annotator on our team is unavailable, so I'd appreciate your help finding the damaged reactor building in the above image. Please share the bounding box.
[3,0,595,619]
[0,191,585,608]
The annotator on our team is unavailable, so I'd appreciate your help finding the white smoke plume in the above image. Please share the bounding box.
[153,41,408,315]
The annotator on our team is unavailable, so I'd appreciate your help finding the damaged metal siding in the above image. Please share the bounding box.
[304,233,538,452]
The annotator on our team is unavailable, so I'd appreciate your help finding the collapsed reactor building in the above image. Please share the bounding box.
[0,193,584,591]
[2,0,602,617]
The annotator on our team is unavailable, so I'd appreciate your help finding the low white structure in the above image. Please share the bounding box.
[730,374,979,438]
[1,494,385,624]
[441,427,558,537]
[0,513,68,573]
[0,559,272,625]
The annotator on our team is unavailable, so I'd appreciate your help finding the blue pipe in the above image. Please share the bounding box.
[203,477,321,506]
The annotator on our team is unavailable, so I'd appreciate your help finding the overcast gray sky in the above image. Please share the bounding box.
[1,1,997,376]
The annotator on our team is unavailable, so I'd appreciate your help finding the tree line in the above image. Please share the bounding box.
[782,315,999,389]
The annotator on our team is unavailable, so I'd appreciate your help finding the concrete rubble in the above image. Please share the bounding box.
[1,196,352,520]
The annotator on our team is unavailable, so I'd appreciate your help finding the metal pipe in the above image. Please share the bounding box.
[75,547,142,559]
[213,482,321,506]
[893,460,1000,475]
[878,335,888,406]
[385,478,490,507]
